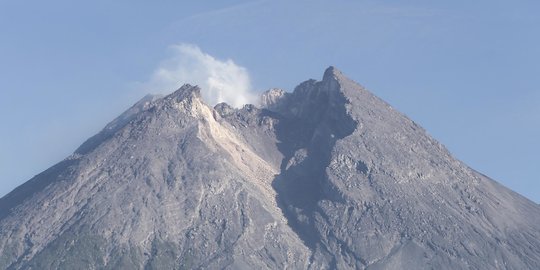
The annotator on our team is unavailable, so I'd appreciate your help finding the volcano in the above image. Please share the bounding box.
[1,67,539,269]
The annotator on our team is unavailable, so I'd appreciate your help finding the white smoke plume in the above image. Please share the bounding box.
[145,44,257,108]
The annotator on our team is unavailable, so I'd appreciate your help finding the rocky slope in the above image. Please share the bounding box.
[1,67,539,269]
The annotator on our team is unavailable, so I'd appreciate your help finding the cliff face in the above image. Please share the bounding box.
[1,67,539,269]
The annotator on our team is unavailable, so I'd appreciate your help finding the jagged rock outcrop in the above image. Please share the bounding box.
[1,67,539,269]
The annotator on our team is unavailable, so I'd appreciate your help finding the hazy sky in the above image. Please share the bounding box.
[1,1,538,202]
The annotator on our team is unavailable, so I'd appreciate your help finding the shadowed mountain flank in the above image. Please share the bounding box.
[271,69,357,251]
[265,67,540,269]
[1,67,540,269]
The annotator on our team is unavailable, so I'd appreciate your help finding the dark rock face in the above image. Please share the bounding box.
[1,67,540,269]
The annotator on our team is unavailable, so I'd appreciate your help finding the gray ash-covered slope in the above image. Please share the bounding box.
[0,86,308,269]
[1,67,540,269]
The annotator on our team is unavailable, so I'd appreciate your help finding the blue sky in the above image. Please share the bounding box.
[0,0,538,202]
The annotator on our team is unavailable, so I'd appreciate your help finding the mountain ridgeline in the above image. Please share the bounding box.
[1,67,539,269]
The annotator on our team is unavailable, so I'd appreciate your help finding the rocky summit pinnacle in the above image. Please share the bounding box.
[1,67,539,269]
[322,65,341,80]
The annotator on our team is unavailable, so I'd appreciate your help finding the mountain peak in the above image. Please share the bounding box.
[166,83,201,102]
[2,67,540,269]
[322,65,343,82]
